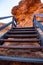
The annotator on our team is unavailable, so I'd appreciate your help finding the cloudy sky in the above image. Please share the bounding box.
[0,0,43,23]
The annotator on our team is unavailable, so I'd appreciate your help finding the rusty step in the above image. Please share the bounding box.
[0,45,43,49]
[11,28,35,31]
[5,34,38,38]
[10,28,36,31]
[13,27,35,29]
[0,39,40,43]
[8,31,37,34]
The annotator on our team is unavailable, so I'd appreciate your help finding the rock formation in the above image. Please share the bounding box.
[11,0,41,27]
[34,4,43,21]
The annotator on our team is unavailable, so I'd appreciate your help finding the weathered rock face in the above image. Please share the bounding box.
[11,0,41,27]
[35,4,43,21]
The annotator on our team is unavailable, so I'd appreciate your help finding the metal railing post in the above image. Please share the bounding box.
[33,15,36,27]
[12,16,17,28]
[12,16,14,28]
[40,34,43,46]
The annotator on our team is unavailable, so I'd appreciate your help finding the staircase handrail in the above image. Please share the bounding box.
[33,14,43,32]
[0,16,17,31]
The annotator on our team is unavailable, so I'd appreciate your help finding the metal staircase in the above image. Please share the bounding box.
[0,27,40,43]
[0,14,43,63]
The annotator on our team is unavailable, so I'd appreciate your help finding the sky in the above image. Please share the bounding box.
[0,0,43,23]
[0,0,20,23]
[0,0,21,17]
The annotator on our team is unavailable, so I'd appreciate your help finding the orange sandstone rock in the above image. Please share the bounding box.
[11,0,41,27]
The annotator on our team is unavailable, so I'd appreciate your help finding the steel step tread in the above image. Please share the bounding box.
[13,27,35,29]
[8,31,37,34]
[0,45,42,49]
[5,34,38,38]
[0,39,40,42]
[10,29,36,31]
